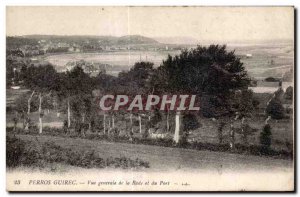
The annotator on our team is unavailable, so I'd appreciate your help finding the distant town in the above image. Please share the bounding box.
[6,35,186,58]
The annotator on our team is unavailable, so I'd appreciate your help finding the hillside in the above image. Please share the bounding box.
[117,35,158,45]
[8,35,159,47]
[154,36,199,45]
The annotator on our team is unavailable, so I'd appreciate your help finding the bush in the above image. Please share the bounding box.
[7,135,44,168]
[252,99,260,109]
[182,114,200,131]
[217,122,226,144]
[265,77,279,82]
[285,86,293,100]
[260,124,272,151]
[11,126,292,160]
[266,98,285,119]
[6,135,150,170]
[6,135,26,167]
[200,96,218,118]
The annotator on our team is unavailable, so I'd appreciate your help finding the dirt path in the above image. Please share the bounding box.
[16,134,293,173]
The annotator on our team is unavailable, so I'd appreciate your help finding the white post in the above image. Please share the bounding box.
[27,90,35,114]
[25,90,35,131]
[167,110,170,132]
[265,116,271,124]
[112,114,115,128]
[148,115,151,133]
[139,115,142,134]
[39,93,43,134]
[108,118,111,134]
[130,113,133,134]
[174,112,180,143]
[67,99,71,128]
[103,113,106,134]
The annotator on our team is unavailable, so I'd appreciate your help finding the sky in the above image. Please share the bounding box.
[6,6,294,42]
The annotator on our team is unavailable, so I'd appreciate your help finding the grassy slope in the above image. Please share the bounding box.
[16,134,292,172]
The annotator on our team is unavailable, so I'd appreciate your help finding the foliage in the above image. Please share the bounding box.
[266,98,285,119]
[22,64,59,91]
[157,45,250,95]
[260,124,272,149]
[182,114,200,131]
[252,99,260,109]
[10,127,292,160]
[285,86,293,100]
[6,135,150,170]
[6,135,26,167]
[240,123,257,145]
[118,61,154,95]
[229,89,255,117]
[265,77,280,82]
[151,45,251,118]
[217,121,226,144]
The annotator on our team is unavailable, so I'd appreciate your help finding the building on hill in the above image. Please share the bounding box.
[249,79,293,94]
[256,81,280,87]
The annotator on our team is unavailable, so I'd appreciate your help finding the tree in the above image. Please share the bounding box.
[227,89,255,119]
[157,45,250,142]
[118,61,154,92]
[181,113,200,144]
[237,119,257,145]
[57,65,94,130]
[21,64,59,133]
[15,92,38,130]
[70,94,92,136]
[236,90,254,117]
[266,98,285,119]
[265,77,279,82]
[252,99,260,109]
[260,124,272,151]
[159,45,250,95]
[285,86,293,100]
[217,121,226,144]
[117,62,155,135]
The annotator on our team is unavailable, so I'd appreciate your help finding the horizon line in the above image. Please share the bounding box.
[6,34,294,43]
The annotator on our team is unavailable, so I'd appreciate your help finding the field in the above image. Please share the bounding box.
[44,51,180,75]
[228,43,294,78]
[43,42,294,79]
[8,134,293,172]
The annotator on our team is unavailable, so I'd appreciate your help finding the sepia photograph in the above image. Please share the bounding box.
[5,6,295,191]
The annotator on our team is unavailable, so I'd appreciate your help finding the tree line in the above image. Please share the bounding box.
[9,45,274,145]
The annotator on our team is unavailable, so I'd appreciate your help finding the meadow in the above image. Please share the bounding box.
[7,132,292,172]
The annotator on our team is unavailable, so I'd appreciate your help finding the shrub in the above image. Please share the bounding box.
[260,124,272,152]
[182,114,200,131]
[6,135,26,168]
[10,125,292,160]
[286,107,292,114]
[180,114,200,146]
[7,135,44,168]
[266,98,285,119]
[265,77,279,82]
[6,135,150,170]
[217,122,226,144]
[151,109,162,125]
[252,99,260,109]
[285,86,293,100]
[200,96,218,118]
